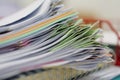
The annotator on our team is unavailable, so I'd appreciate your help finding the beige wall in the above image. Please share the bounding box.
[64,0,120,31]
[64,0,120,19]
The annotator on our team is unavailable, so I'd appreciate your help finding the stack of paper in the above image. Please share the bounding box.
[81,66,120,80]
[0,0,114,79]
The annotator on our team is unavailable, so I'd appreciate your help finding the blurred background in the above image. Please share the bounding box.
[64,0,120,19]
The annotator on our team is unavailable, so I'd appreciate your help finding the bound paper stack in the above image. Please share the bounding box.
[0,0,114,80]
